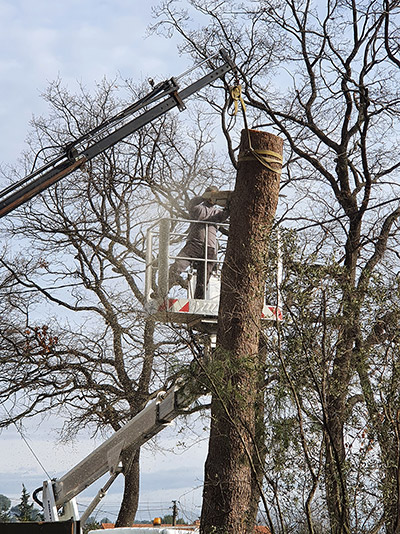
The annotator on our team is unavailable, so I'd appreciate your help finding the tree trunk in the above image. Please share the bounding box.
[200,129,282,534]
[324,336,353,534]
[115,447,140,527]
[248,342,269,529]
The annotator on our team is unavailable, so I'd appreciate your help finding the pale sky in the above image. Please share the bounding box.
[0,0,188,167]
[0,0,208,523]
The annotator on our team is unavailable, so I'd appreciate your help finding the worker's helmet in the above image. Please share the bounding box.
[202,185,219,204]
[204,185,219,195]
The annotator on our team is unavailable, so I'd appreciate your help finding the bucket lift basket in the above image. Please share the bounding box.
[144,218,282,332]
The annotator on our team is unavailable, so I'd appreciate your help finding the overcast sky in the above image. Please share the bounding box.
[0,0,189,167]
[0,0,208,523]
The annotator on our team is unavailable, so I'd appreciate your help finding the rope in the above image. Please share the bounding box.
[238,149,283,175]
[2,402,52,479]
[229,84,283,175]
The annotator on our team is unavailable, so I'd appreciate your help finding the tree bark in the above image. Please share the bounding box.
[115,447,140,527]
[200,130,282,534]
[248,342,269,529]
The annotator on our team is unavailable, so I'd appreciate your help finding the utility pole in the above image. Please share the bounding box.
[172,500,178,526]
[200,129,283,534]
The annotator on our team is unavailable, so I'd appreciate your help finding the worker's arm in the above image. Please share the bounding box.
[191,202,229,223]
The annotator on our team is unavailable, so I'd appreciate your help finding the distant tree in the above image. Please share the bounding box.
[11,484,42,522]
[0,494,11,522]
[161,514,186,525]
[83,517,101,534]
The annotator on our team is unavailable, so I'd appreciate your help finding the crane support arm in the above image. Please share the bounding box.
[51,382,197,509]
[0,50,235,219]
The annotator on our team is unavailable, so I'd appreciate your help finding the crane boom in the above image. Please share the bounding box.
[36,380,201,524]
[54,384,190,507]
[0,50,235,219]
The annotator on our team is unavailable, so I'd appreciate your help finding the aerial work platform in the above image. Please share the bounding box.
[144,218,282,332]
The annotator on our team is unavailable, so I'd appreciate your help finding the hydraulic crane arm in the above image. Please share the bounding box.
[0,49,236,219]
[35,380,201,523]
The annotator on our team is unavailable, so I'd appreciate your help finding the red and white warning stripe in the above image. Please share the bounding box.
[151,298,282,321]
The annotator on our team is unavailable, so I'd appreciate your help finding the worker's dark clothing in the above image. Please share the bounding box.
[193,246,218,299]
[169,196,229,298]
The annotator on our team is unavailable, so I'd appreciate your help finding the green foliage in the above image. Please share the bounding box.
[262,233,400,528]
[0,494,11,513]
[83,517,101,533]
[0,494,11,522]
[11,485,42,522]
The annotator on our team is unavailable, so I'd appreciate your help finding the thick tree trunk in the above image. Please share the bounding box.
[200,130,282,534]
[115,447,140,527]
[248,343,269,529]
[324,220,360,534]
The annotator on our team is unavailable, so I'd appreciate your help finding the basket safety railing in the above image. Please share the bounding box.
[145,217,229,302]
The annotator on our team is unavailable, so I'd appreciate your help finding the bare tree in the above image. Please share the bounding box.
[0,77,234,525]
[152,1,400,532]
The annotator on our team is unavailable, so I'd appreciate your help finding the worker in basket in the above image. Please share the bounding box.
[169,185,230,299]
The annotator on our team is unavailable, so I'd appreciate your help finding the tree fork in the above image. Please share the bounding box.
[200,130,283,534]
